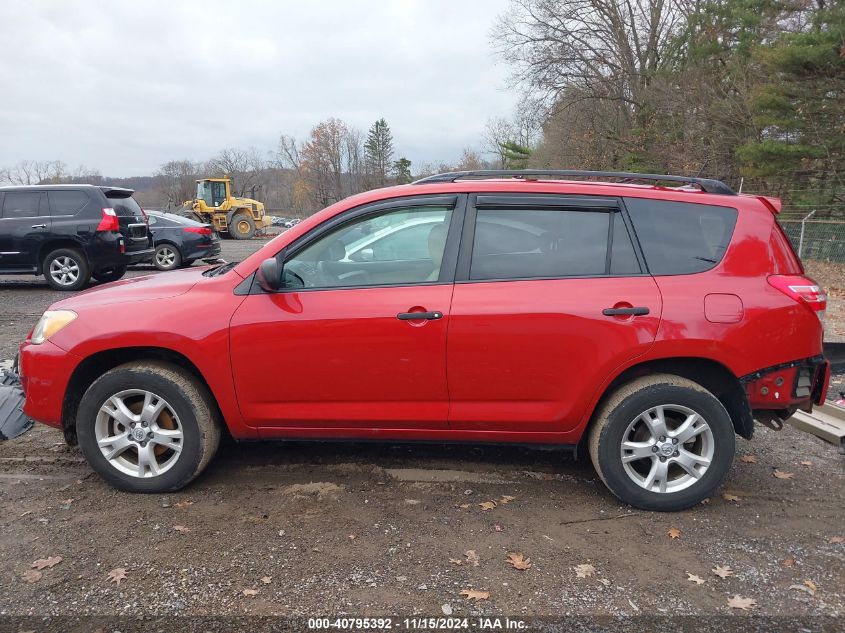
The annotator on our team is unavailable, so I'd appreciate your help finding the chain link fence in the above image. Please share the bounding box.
[779,216,845,262]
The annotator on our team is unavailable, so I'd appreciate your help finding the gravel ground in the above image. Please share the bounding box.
[0,238,843,625]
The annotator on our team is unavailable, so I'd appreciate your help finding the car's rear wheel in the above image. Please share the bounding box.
[229,213,255,240]
[154,244,181,271]
[92,265,127,283]
[588,374,735,511]
[43,248,90,291]
[76,361,221,492]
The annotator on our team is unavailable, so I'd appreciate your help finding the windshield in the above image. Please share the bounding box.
[196,181,212,206]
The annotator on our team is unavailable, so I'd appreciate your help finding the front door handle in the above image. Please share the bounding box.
[31,224,47,229]
[397,311,443,321]
[602,306,650,316]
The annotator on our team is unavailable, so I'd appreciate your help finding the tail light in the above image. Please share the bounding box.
[96,207,119,232]
[184,227,212,235]
[768,275,827,325]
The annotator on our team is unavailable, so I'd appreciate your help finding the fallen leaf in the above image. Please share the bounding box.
[348,534,356,540]
[61,498,74,505]
[722,493,742,502]
[783,558,796,568]
[493,524,503,532]
[727,595,757,610]
[712,564,735,579]
[739,454,758,464]
[174,500,194,508]
[498,495,515,505]
[574,564,595,578]
[465,550,480,567]
[667,527,681,539]
[459,589,489,601]
[773,469,794,480]
[22,569,42,583]
[505,552,531,570]
[242,588,258,597]
[478,501,496,511]
[459,504,470,509]
[260,576,272,584]
[107,568,127,585]
[173,525,191,533]
[789,583,814,596]
[686,572,705,585]
[799,460,812,467]
[598,578,611,586]
[828,536,844,544]
[449,558,463,566]
[700,497,711,505]
[804,579,817,592]
[31,556,62,570]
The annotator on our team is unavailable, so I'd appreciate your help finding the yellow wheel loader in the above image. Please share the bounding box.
[182,177,272,240]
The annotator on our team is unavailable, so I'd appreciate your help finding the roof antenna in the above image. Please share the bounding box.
[694,161,708,179]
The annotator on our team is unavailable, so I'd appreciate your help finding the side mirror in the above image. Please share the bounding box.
[257,257,283,292]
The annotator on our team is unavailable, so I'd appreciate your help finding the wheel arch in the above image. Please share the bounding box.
[61,346,227,445]
[585,356,753,446]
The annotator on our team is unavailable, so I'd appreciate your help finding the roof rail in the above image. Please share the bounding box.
[412,169,736,196]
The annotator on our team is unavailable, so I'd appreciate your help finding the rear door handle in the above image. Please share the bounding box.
[602,306,650,316]
[31,224,47,229]
[397,311,443,321]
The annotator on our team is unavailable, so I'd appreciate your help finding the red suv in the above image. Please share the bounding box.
[17,171,829,511]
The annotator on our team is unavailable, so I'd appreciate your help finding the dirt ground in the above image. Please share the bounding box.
[0,239,843,627]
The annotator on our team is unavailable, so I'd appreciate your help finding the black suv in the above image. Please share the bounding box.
[0,185,153,290]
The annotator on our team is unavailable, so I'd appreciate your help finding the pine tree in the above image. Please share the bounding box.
[365,119,394,187]
[393,157,413,184]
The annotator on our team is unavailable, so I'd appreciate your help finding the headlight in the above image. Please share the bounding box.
[31,310,77,345]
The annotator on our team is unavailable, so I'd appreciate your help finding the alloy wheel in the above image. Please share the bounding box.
[94,389,184,478]
[156,247,177,268]
[619,404,715,494]
[49,256,80,287]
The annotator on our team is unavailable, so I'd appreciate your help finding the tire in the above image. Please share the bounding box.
[76,361,221,493]
[43,248,91,291]
[229,213,255,240]
[92,265,127,283]
[588,374,735,512]
[154,244,182,271]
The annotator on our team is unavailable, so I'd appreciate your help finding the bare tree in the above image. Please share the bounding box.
[483,118,515,168]
[157,160,199,209]
[302,118,348,206]
[1,159,69,185]
[206,147,266,197]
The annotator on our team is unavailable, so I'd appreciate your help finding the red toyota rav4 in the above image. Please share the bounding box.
[17,171,829,511]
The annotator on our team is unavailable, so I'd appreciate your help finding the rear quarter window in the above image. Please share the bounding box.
[48,190,90,216]
[624,198,737,275]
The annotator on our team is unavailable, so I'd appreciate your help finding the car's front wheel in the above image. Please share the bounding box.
[588,374,735,511]
[76,361,221,492]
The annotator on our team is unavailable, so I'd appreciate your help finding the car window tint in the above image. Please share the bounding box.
[284,206,452,289]
[470,209,610,280]
[2,192,41,218]
[48,191,89,216]
[107,195,143,217]
[610,213,641,275]
[624,198,737,275]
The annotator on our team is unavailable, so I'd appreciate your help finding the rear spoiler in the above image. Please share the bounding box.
[757,196,782,214]
[98,186,135,198]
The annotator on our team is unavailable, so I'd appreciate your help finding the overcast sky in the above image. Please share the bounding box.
[0,0,518,177]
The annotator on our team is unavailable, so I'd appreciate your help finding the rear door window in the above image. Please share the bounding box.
[624,198,737,275]
[469,208,620,280]
[2,192,42,218]
[48,191,89,216]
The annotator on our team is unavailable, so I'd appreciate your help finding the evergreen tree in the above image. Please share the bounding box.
[364,118,394,187]
[500,141,532,168]
[392,157,413,184]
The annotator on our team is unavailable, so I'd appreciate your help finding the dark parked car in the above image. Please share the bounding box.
[0,184,152,290]
[146,211,221,271]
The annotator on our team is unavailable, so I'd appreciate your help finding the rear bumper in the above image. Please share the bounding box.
[186,242,221,260]
[742,355,829,411]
